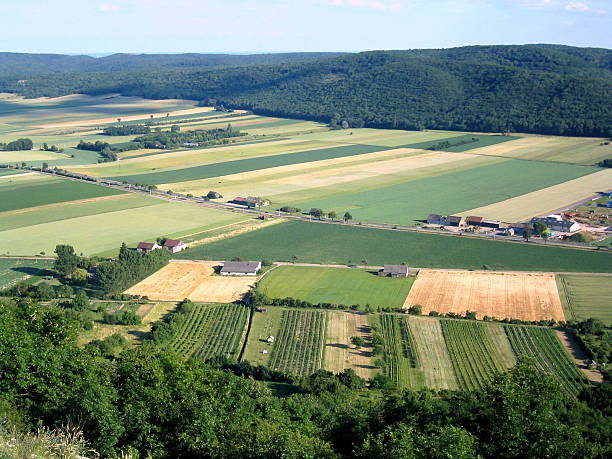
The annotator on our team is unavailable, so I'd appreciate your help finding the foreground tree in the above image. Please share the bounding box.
[53,244,80,276]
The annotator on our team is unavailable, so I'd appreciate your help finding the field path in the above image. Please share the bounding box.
[555,329,603,383]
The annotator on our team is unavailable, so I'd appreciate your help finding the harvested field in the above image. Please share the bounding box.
[325,312,375,378]
[404,270,565,322]
[125,261,256,303]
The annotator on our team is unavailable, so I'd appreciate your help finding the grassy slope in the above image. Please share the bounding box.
[288,159,598,225]
[0,175,124,212]
[258,265,414,310]
[556,274,612,325]
[176,220,612,273]
[0,258,54,290]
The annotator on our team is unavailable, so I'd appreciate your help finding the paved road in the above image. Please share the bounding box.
[9,168,611,253]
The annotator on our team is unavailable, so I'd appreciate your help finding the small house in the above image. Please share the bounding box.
[136,241,161,253]
[163,239,186,253]
[378,265,409,278]
[427,213,445,225]
[220,261,262,276]
[446,215,467,227]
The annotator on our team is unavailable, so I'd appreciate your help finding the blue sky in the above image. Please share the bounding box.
[1,1,609,54]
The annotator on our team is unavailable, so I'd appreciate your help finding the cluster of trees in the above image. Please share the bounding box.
[40,142,63,153]
[102,124,151,136]
[96,243,170,294]
[3,45,610,137]
[598,158,612,168]
[309,208,353,222]
[1,296,610,458]
[569,318,611,365]
[427,137,480,151]
[103,310,141,326]
[0,138,33,151]
[247,290,361,311]
[132,124,246,149]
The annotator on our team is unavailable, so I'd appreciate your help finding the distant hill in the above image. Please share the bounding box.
[0,51,347,77]
[1,45,610,137]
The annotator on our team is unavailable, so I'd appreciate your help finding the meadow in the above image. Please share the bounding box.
[556,274,612,325]
[176,220,612,273]
[0,174,125,212]
[257,265,414,309]
[0,258,54,290]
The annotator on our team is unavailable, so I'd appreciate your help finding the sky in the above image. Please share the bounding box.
[0,0,609,54]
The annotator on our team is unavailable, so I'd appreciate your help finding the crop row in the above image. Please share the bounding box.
[269,310,326,376]
[169,304,249,360]
[440,320,508,391]
[379,315,423,389]
[504,326,587,396]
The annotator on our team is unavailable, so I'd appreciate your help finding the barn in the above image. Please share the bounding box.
[163,239,186,253]
[220,261,262,276]
[136,241,160,253]
[378,265,409,278]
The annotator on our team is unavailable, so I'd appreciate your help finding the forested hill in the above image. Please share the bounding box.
[0,51,347,77]
[2,45,610,137]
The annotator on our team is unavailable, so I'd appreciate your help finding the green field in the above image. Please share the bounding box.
[0,200,247,256]
[0,168,26,177]
[112,143,389,184]
[556,275,612,325]
[504,325,588,396]
[166,304,249,360]
[401,133,519,152]
[257,265,414,310]
[241,307,285,366]
[268,309,327,376]
[0,175,125,212]
[0,258,54,290]
[176,220,612,273]
[286,159,598,225]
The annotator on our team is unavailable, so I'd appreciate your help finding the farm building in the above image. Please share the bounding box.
[510,222,531,235]
[447,215,467,227]
[163,239,186,253]
[136,241,161,253]
[220,261,262,276]
[481,219,504,229]
[532,215,581,233]
[378,265,409,278]
[232,196,269,208]
[466,216,484,226]
[427,213,445,225]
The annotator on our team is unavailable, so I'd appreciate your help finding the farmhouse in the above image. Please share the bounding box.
[163,239,186,253]
[378,265,409,278]
[232,196,269,208]
[532,215,581,233]
[427,213,445,225]
[447,215,467,227]
[466,216,484,226]
[136,241,161,253]
[220,261,262,276]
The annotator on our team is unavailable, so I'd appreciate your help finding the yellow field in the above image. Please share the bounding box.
[125,261,257,303]
[324,311,375,379]
[459,169,612,221]
[0,150,70,163]
[403,269,565,321]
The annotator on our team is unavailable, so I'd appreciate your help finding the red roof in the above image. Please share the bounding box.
[467,216,483,224]
[137,242,156,250]
[163,239,183,247]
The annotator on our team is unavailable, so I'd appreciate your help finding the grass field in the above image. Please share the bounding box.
[0,200,247,256]
[0,258,54,290]
[242,307,285,366]
[556,274,612,325]
[176,220,612,273]
[166,303,249,361]
[504,325,588,396]
[0,174,125,212]
[257,265,414,309]
[400,133,519,152]
[404,270,565,321]
[268,309,327,376]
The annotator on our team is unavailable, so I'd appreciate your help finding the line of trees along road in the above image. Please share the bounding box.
[2,45,611,137]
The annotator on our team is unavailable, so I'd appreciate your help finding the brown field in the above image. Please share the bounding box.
[125,261,256,302]
[403,269,565,321]
[325,311,375,378]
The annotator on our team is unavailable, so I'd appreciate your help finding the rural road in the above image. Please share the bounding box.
[6,167,611,253]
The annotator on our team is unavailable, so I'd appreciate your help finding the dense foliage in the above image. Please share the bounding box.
[0,138,33,151]
[0,297,610,458]
[2,45,611,136]
[132,124,246,148]
[102,124,151,136]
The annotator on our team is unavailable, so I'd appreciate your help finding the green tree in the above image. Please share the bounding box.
[351,336,365,349]
[533,221,547,236]
[343,212,353,222]
[53,244,79,276]
[57,284,74,298]
[72,291,90,310]
[328,211,337,220]
[523,228,532,242]
[34,282,55,300]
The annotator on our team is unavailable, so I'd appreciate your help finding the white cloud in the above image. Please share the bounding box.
[99,4,120,12]
[323,0,401,13]
[564,1,590,11]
